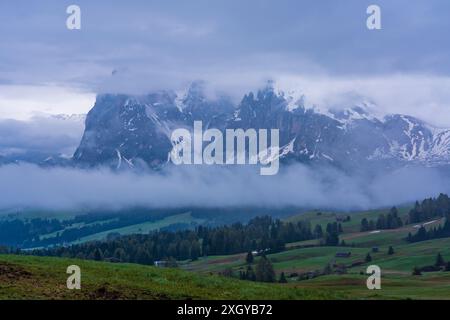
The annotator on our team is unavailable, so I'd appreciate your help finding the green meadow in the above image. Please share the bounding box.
[3,206,450,300]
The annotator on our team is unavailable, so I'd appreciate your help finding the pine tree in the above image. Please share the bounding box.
[324,223,340,246]
[190,241,201,261]
[246,251,254,264]
[388,246,394,255]
[279,272,287,283]
[360,218,370,232]
[93,248,103,261]
[255,256,276,283]
[435,253,445,267]
[314,224,323,239]
[376,214,386,230]
[246,265,256,281]
[407,232,412,242]
[323,263,332,275]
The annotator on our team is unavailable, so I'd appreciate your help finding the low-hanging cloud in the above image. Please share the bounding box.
[0,163,449,212]
[274,74,450,128]
[0,115,85,157]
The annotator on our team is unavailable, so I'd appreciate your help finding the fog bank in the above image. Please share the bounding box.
[0,163,448,212]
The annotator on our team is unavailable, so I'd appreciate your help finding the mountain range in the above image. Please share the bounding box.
[72,82,450,173]
[2,81,450,173]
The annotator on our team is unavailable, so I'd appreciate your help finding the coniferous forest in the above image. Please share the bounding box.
[31,216,330,265]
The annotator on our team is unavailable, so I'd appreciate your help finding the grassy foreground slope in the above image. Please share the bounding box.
[0,254,341,300]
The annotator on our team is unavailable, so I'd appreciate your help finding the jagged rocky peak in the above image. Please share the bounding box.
[69,80,450,171]
[179,81,235,124]
[330,104,380,123]
[243,80,288,103]
[234,81,293,125]
[182,81,207,104]
[73,92,182,169]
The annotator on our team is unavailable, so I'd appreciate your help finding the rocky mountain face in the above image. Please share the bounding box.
[72,82,450,172]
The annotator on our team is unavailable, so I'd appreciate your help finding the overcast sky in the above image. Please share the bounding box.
[0,0,450,124]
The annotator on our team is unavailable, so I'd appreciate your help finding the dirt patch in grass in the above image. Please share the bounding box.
[86,283,174,300]
[88,284,123,300]
[0,262,32,282]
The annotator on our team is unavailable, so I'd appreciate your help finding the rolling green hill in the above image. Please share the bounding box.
[3,202,450,300]
[0,254,341,300]
[284,206,412,234]
[70,212,205,244]
[177,207,450,300]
